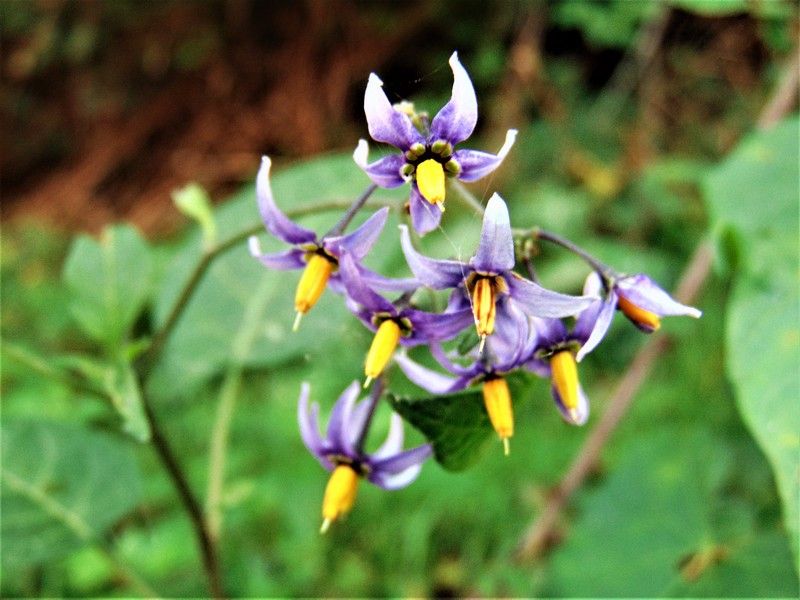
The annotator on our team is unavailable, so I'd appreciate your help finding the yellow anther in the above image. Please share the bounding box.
[364,320,402,384]
[294,254,334,321]
[320,465,360,533]
[551,351,579,412]
[471,277,496,338]
[617,295,661,332]
[416,159,446,205]
[482,377,514,453]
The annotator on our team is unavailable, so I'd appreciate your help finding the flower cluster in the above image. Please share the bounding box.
[250,52,701,531]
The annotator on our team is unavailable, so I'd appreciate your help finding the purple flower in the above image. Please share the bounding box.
[298,381,432,531]
[400,193,597,349]
[577,271,703,352]
[353,52,517,234]
[249,156,417,329]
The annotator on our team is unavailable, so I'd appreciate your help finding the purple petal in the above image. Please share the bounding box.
[493,299,536,369]
[525,356,551,379]
[364,73,424,150]
[372,412,405,459]
[326,381,361,455]
[575,296,617,362]
[530,316,568,349]
[369,463,424,490]
[297,383,334,470]
[409,185,443,234]
[616,274,702,318]
[394,352,465,394]
[248,237,306,270]
[429,342,476,376]
[405,307,473,345]
[359,266,420,293]
[353,140,407,188]
[552,384,590,426]
[338,253,394,314]
[453,129,517,182]
[323,207,388,260]
[370,443,433,475]
[471,193,515,273]
[256,156,317,245]
[346,397,373,451]
[508,275,597,318]
[429,52,477,145]
[399,224,468,289]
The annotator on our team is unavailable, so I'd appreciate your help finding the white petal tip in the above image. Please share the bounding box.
[497,130,518,160]
[353,139,369,168]
[260,155,271,166]
[248,236,261,257]
[449,51,460,65]
[367,72,383,87]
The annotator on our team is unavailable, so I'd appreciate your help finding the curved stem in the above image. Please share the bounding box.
[355,376,385,454]
[324,183,379,238]
[530,227,616,281]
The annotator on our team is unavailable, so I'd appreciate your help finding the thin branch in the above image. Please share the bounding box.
[757,45,799,130]
[532,228,615,280]
[324,183,379,237]
[515,240,714,562]
[355,377,386,454]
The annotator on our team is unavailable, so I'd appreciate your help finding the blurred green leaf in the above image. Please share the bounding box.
[668,0,749,16]
[704,117,800,564]
[172,183,217,248]
[62,224,152,350]
[0,420,142,572]
[389,390,493,471]
[553,0,660,48]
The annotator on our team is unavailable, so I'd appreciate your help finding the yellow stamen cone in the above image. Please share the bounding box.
[482,377,514,453]
[551,351,579,414]
[471,278,497,339]
[416,159,446,205]
[364,320,402,383]
[294,254,334,319]
[320,465,360,533]
[617,295,661,332]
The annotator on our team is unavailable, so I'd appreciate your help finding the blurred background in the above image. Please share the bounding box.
[2,0,798,597]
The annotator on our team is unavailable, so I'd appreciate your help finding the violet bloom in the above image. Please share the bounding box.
[354,51,517,234]
[249,156,416,330]
[298,381,432,532]
[400,193,596,349]
[338,253,473,387]
[577,271,703,354]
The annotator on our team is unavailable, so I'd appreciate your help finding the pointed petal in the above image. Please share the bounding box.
[429,342,475,376]
[369,463,423,490]
[453,129,518,182]
[346,397,373,450]
[575,296,617,362]
[248,237,306,270]
[395,352,465,394]
[256,156,316,244]
[338,253,394,314]
[326,381,361,455]
[364,73,424,150]
[406,307,473,344]
[353,140,407,188]
[323,207,389,260]
[429,51,478,145]
[508,275,597,318]
[371,443,433,475]
[616,274,702,318]
[399,223,468,289]
[372,412,404,459]
[552,384,590,426]
[297,383,334,470]
[409,185,443,234]
[359,266,420,293]
[471,193,515,273]
[530,316,568,348]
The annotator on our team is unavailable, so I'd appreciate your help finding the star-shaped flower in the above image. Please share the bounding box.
[354,52,517,234]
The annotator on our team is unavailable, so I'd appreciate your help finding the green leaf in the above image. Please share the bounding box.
[389,391,493,471]
[0,420,142,571]
[62,224,153,349]
[668,0,749,15]
[703,117,800,565]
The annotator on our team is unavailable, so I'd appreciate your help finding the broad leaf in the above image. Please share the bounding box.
[0,420,142,571]
[703,117,800,564]
[63,224,153,349]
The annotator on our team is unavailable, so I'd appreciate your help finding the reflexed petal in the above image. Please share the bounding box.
[364,73,424,150]
[372,412,404,459]
[453,129,518,182]
[395,352,466,394]
[616,274,702,318]
[409,185,444,234]
[405,307,474,345]
[508,275,597,318]
[324,207,389,260]
[297,383,334,470]
[471,193,515,273]
[429,52,478,145]
[248,237,306,270]
[493,299,536,369]
[346,397,373,450]
[583,271,605,297]
[326,381,361,454]
[552,384,590,426]
[399,223,467,289]
[256,156,317,245]
[429,342,475,376]
[370,443,433,475]
[525,356,551,379]
[353,140,407,188]
[338,253,394,314]
[370,463,423,490]
[575,296,617,362]
[359,266,420,293]
[530,316,567,348]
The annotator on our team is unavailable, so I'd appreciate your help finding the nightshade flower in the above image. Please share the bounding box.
[354,52,517,234]
[339,253,473,387]
[298,381,432,532]
[400,193,596,350]
[249,156,417,330]
[577,271,703,355]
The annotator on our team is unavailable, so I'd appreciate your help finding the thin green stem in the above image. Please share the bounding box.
[529,227,616,281]
[324,183,379,237]
[355,377,385,454]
